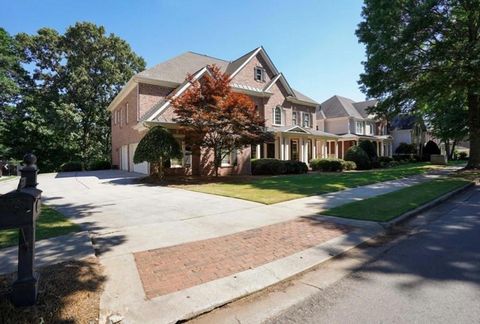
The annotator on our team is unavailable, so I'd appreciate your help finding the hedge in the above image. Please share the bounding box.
[60,161,84,172]
[310,158,357,172]
[345,146,372,170]
[88,159,111,170]
[251,159,308,175]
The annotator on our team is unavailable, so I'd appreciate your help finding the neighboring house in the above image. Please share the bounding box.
[109,46,339,176]
[317,95,393,158]
[389,114,426,154]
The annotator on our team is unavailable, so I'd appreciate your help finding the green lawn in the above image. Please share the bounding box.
[322,178,470,222]
[0,176,15,182]
[0,205,81,249]
[182,162,450,204]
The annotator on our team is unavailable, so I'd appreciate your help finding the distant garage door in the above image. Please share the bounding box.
[129,143,150,175]
[120,145,129,171]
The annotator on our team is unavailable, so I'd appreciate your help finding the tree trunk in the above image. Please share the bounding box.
[213,147,219,177]
[450,140,457,160]
[444,140,450,160]
[467,93,480,169]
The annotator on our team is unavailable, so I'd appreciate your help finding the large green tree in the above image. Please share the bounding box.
[356,0,480,168]
[0,28,29,157]
[2,22,145,170]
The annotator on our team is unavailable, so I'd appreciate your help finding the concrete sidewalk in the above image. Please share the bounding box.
[0,231,95,275]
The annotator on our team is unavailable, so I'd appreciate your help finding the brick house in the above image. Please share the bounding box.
[109,47,340,176]
[109,47,393,176]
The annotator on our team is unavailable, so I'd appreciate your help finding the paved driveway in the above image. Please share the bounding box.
[0,171,261,254]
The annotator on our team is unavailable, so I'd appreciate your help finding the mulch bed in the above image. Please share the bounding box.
[0,257,104,324]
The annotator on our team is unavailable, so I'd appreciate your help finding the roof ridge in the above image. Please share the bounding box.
[186,51,229,62]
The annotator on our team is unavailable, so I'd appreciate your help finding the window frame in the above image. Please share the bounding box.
[356,121,364,134]
[303,113,311,128]
[254,66,265,82]
[273,106,282,126]
[292,111,297,126]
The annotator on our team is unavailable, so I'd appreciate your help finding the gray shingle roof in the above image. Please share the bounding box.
[292,89,319,105]
[352,99,378,118]
[137,51,229,84]
[320,95,377,119]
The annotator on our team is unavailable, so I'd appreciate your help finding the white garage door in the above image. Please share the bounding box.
[128,143,150,175]
[120,145,129,171]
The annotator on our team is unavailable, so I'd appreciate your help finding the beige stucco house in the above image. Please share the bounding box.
[317,95,393,159]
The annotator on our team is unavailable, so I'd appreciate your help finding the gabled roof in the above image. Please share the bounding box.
[110,46,320,117]
[137,51,229,84]
[320,95,377,119]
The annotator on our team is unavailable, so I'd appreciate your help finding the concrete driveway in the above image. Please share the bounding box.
[0,170,262,256]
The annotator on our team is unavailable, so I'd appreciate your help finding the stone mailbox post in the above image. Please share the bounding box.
[0,154,41,306]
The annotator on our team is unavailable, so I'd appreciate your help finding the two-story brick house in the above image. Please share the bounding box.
[109,46,340,176]
[317,95,393,159]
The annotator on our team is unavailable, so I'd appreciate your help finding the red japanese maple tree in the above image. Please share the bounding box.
[171,65,272,176]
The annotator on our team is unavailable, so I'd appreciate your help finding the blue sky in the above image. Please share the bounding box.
[1,0,367,102]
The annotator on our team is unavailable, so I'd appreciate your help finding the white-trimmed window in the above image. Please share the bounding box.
[221,149,237,167]
[356,121,364,134]
[292,111,297,125]
[273,106,282,125]
[254,67,265,82]
[303,113,311,128]
[366,123,373,135]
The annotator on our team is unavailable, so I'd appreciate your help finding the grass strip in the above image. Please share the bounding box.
[322,178,470,222]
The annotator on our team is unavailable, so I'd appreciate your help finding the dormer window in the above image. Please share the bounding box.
[254,67,265,82]
[292,111,297,125]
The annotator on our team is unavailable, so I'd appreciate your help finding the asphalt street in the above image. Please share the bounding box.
[268,186,480,324]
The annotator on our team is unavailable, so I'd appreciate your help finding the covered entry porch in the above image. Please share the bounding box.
[252,126,340,165]
[336,134,394,159]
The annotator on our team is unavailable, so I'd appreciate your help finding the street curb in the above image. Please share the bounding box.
[380,181,475,229]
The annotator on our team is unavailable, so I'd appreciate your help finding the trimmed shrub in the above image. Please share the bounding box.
[422,140,441,161]
[387,161,400,168]
[310,159,344,172]
[252,159,287,175]
[88,159,111,170]
[60,161,84,172]
[345,146,371,170]
[378,156,393,164]
[359,140,378,160]
[459,152,468,160]
[284,160,308,174]
[395,142,417,155]
[342,160,357,170]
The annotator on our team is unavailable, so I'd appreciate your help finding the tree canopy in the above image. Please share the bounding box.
[133,126,182,178]
[171,65,272,176]
[0,22,145,170]
[356,0,480,168]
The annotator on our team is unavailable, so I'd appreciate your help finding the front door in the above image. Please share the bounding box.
[291,140,299,160]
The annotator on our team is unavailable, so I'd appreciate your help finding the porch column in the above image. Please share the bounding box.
[335,141,339,158]
[313,140,317,159]
[299,138,304,162]
[324,141,328,158]
[376,141,380,156]
[305,139,310,163]
[380,142,384,156]
[389,142,393,157]
[285,138,290,160]
[341,141,345,159]
[263,143,268,159]
[256,144,261,159]
[280,135,285,160]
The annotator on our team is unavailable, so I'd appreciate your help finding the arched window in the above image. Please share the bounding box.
[274,106,282,125]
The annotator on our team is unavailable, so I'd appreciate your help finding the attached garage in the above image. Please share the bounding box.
[129,143,150,175]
